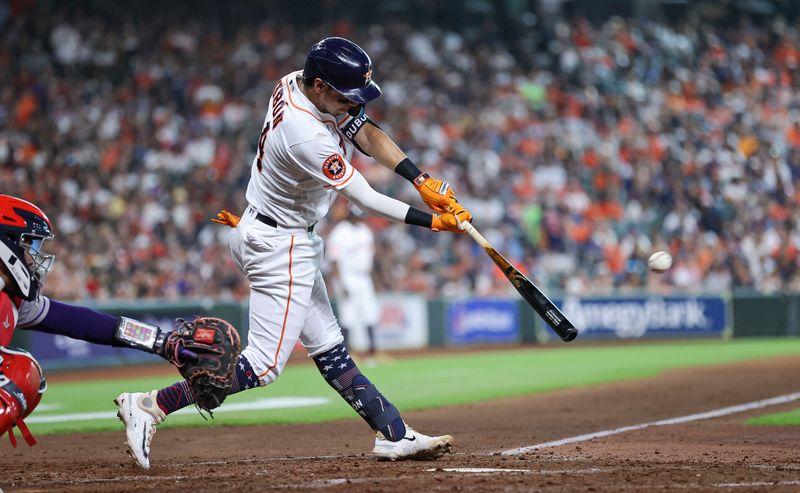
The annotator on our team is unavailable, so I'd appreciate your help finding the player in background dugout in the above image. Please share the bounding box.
[116,36,473,468]
[327,201,386,366]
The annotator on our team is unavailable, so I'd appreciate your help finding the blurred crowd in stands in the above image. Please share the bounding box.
[2,1,800,300]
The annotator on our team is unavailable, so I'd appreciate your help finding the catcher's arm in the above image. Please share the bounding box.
[19,298,200,365]
[353,123,460,214]
[115,317,199,364]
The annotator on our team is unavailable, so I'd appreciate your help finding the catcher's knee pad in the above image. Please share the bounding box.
[0,347,47,447]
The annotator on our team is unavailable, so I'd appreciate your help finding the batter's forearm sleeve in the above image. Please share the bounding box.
[394,157,423,182]
[405,207,434,228]
[339,173,413,223]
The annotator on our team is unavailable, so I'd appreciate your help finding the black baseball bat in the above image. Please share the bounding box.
[460,221,578,342]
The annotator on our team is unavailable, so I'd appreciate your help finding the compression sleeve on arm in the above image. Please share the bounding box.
[339,172,411,222]
[338,171,433,230]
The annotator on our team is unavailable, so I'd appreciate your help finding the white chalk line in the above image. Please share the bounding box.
[501,391,800,455]
[715,480,800,488]
[425,467,605,475]
[27,396,330,424]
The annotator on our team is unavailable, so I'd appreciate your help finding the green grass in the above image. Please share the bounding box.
[28,338,800,435]
[747,408,800,426]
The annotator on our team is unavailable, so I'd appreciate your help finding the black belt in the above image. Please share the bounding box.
[256,212,315,232]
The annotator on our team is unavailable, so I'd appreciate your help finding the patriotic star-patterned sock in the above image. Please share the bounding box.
[156,354,259,415]
[313,342,406,441]
[229,354,260,393]
[155,380,193,415]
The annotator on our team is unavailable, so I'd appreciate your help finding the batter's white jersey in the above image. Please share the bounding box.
[245,70,363,228]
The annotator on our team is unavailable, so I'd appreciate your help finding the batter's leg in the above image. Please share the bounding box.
[117,227,319,468]
[300,270,452,460]
[153,353,261,414]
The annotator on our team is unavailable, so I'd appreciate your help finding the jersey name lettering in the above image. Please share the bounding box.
[271,81,286,129]
[256,81,287,173]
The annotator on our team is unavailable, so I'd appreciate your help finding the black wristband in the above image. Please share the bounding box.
[394,158,423,183]
[404,207,433,228]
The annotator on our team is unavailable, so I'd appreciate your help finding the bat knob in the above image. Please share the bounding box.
[561,329,578,342]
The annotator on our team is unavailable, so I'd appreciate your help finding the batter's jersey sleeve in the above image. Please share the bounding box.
[17,296,50,329]
[289,136,359,190]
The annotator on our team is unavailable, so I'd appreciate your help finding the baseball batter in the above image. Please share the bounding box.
[116,37,473,467]
[0,195,219,447]
[327,203,380,360]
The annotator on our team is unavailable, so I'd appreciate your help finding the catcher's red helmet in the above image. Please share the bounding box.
[0,346,47,446]
[0,195,55,301]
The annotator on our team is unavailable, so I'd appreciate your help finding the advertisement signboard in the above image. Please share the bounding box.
[447,299,519,345]
[347,294,429,351]
[558,296,728,339]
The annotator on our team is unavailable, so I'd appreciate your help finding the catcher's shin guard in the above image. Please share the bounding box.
[313,343,406,441]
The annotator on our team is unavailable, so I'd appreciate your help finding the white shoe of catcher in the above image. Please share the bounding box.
[114,390,166,469]
[372,424,454,461]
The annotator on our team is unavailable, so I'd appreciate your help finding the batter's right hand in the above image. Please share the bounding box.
[431,205,472,233]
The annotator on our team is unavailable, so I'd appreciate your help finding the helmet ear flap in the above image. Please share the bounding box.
[0,238,33,299]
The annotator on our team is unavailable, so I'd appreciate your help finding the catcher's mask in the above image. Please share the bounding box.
[0,195,55,301]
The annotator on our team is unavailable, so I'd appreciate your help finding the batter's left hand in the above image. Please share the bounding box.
[413,173,458,214]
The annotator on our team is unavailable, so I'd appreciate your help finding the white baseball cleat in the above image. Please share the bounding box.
[114,390,166,469]
[372,425,454,461]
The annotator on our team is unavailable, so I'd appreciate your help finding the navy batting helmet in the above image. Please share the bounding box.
[303,37,381,104]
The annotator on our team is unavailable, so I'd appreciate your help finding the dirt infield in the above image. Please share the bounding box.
[3,354,800,492]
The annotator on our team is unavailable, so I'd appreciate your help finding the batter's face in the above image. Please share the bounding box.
[311,79,360,116]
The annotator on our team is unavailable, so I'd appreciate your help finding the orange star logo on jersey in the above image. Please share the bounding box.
[363,68,373,83]
[322,154,346,180]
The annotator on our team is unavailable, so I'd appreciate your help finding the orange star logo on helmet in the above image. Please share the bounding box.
[363,68,373,83]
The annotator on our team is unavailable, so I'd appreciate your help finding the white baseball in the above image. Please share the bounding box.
[648,251,672,272]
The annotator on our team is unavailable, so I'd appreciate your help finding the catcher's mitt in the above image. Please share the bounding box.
[162,317,241,413]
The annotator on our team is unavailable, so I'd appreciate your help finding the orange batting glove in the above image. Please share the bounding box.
[431,205,472,233]
[413,173,459,214]
[211,210,240,228]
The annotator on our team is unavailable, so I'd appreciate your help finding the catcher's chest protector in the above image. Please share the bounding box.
[0,291,20,346]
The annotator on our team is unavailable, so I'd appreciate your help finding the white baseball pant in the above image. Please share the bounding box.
[229,206,344,385]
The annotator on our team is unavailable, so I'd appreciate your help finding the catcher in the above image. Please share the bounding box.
[0,194,240,450]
